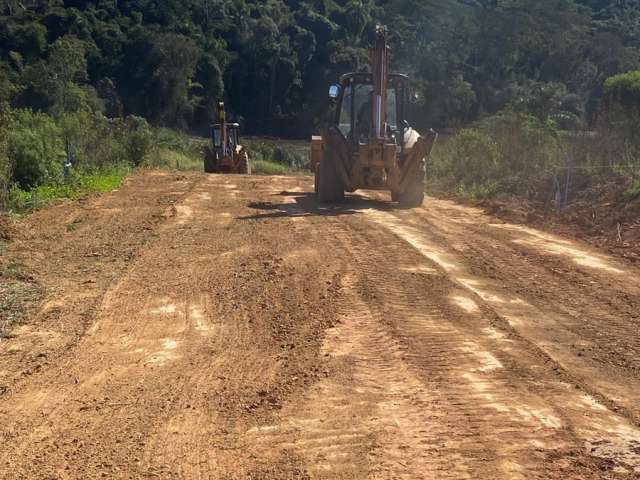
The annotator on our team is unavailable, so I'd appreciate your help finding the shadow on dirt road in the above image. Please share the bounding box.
[239,190,406,220]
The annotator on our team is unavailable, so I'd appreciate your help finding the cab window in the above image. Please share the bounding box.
[338,85,353,137]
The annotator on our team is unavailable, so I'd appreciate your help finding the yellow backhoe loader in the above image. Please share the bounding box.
[204,102,251,174]
[311,25,437,207]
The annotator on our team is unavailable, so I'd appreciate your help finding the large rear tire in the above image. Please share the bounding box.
[317,152,344,203]
[204,147,217,173]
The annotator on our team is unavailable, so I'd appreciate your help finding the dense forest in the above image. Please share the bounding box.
[1,0,640,211]
[1,0,639,135]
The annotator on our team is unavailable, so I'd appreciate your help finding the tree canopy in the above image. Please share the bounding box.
[1,0,639,136]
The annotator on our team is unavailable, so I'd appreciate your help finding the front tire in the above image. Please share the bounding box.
[204,147,217,173]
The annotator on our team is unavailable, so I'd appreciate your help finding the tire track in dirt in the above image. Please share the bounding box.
[0,173,198,395]
[378,199,640,423]
[332,220,609,479]
[1,174,342,479]
[358,205,640,476]
[3,173,640,479]
[0,177,219,478]
[239,193,635,478]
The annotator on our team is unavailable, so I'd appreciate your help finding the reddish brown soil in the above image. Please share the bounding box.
[1,171,640,479]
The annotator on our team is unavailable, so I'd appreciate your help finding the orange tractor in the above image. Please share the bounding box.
[204,102,251,174]
[311,25,437,207]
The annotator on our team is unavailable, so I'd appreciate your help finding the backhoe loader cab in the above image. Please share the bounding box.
[204,102,251,174]
[332,73,410,150]
[311,25,437,207]
[212,122,239,159]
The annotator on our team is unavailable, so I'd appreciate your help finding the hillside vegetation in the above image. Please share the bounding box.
[2,1,640,131]
[1,1,640,210]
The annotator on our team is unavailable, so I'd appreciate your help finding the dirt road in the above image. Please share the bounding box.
[1,171,640,479]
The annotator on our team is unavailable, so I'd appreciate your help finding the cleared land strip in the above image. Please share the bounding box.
[1,172,639,479]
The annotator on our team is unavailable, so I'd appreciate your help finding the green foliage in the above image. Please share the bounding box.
[148,148,202,172]
[0,103,9,208]
[8,109,64,189]
[0,0,638,204]
[7,166,129,212]
[7,23,47,59]
[432,129,501,198]
[247,140,307,170]
[603,71,640,108]
[0,0,634,133]
[431,111,562,199]
[251,159,290,175]
[1,107,165,212]
[601,71,640,173]
[23,35,90,115]
[121,116,153,166]
[143,128,203,171]
[603,70,640,135]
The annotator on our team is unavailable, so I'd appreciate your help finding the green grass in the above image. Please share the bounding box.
[144,134,306,175]
[251,159,290,175]
[146,147,203,171]
[7,166,130,212]
[144,128,204,171]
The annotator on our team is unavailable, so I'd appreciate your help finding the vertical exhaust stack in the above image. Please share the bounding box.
[371,25,390,141]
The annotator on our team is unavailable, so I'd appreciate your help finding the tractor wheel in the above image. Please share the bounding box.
[204,147,217,173]
[317,153,344,203]
[238,151,251,175]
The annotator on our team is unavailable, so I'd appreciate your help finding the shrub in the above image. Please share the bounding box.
[144,127,202,169]
[58,112,156,169]
[149,148,202,171]
[480,112,561,196]
[272,145,306,169]
[432,129,501,197]
[60,111,114,168]
[429,111,562,199]
[245,139,305,170]
[123,116,153,166]
[0,104,9,208]
[601,71,640,175]
[8,109,64,189]
[604,71,640,108]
